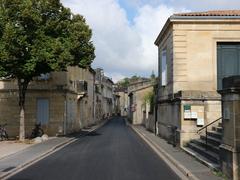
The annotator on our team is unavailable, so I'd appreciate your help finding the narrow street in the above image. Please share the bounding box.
[9,117,180,180]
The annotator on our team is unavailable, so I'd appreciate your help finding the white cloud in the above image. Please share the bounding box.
[105,72,125,83]
[61,0,186,82]
[61,0,240,83]
[132,5,184,73]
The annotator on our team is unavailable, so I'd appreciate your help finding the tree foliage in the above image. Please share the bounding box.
[143,90,154,113]
[0,0,95,140]
[0,0,95,79]
[117,75,143,88]
[117,77,130,88]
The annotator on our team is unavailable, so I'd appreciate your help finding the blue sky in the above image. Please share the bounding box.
[61,0,240,82]
[117,0,137,23]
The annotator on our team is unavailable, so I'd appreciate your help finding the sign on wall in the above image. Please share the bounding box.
[184,104,205,126]
[197,118,204,126]
[184,104,198,119]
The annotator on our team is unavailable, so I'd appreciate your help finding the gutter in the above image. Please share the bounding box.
[171,15,240,20]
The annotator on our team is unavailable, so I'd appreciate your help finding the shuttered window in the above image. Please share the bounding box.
[161,49,167,86]
[217,43,240,90]
[37,98,49,125]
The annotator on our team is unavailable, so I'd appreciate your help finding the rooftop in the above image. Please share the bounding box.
[174,10,240,17]
[155,10,240,45]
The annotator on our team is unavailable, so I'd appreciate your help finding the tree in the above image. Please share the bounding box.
[117,77,130,88]
[0,0,95,140]
[143,90,154,113]
[130,75,140,82]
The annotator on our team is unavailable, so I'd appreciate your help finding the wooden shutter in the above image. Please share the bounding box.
[161,50,167,86]
[37,98,49,125]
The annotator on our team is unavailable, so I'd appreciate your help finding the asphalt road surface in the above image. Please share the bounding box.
[9,117,180,180]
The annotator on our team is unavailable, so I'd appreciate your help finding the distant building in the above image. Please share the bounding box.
[95,68,114,119]
[114,87,128,116]
[128,80,154,125]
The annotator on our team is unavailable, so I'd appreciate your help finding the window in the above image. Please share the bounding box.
[37,98,49,125]
[37,73,50,80]
[161,49,167,86]
[76,80,88,92]
[217,42,240,90]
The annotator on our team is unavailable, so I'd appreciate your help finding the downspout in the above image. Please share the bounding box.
[64,93,68,135]
[233,102,238,180]
[154,84,159,135]
[155,103,158,135]
[93,74,96,124]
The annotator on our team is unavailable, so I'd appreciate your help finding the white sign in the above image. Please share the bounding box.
[191,112,198,119]
[184,110,191,119]
[197,118,204,126]
[184,110,198,119]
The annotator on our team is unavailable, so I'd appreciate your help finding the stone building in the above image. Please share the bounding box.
[0,66,108,137]
[113,93,121,115]
[114,87,128,116]
[128,80,153,125]
[95,68,114,119]
[155,10,240,146]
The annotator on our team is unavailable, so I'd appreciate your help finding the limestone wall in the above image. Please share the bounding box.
[0,90,66,137]
[172,22,240,93]
[131,86,153,125]
[0,66,97,138]
[155,20,240,146]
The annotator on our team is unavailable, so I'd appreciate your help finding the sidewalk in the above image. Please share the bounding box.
[0,119,108,179]
[0,141,32,160]
[130,125,223,180]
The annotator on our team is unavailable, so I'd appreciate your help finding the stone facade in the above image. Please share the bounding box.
[128,80,153,125]
[154,14,240,146]
[219,76,240,179]
[95,68,114,119]
[114,88,128,116]
[0,67,114,138]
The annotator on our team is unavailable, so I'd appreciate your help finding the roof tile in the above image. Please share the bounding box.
[174,10,240,16]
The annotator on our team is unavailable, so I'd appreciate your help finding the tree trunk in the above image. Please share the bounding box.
[18,78,29,141]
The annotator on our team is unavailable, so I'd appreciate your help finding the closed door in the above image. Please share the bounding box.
[217,42,240,89]
[37,98,49,125]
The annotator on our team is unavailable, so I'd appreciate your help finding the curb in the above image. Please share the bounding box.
[1,119,108,180]
[129,124,199,180]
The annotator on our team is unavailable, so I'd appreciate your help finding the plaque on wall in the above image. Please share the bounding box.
[183,104,198,120]
[197,118,204,126]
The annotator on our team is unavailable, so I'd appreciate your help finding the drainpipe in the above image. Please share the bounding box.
[93,74,96,124]
[155,103,158,135]
[64,94,68,135]
[154,84,159,135]
[233,105,238,180]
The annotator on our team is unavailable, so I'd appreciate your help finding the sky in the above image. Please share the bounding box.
[61,0,240,82]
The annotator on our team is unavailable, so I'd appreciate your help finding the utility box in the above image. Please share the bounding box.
[218,76,240,179]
